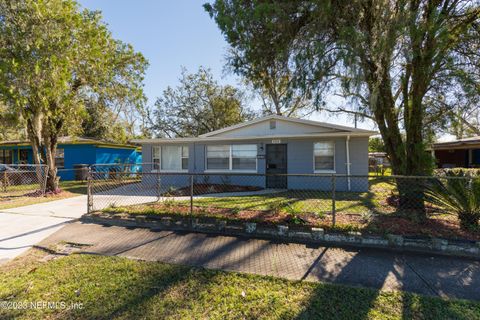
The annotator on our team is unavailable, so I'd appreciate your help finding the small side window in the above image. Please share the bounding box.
[270,120,276,129]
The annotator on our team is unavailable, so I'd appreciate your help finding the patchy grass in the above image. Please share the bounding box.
[0,180,87,210]
[0,249,478,320]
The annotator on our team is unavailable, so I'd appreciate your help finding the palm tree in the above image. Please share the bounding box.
[424,171,480,230]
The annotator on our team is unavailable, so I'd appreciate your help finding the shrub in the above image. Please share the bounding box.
[424,171,480,230]
[434,168,480,177]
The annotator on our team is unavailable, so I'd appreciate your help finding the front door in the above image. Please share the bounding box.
[266,144,287,188]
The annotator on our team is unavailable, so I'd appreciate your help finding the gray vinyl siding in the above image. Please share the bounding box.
[209,118,338,138]
[349,137,369,175]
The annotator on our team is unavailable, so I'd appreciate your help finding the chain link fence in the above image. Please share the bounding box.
[87,164,480,235]
[0,164,49,197]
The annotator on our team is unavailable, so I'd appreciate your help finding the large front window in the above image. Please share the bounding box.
[314,142,335,172]
[153,145,189,171]
[206,144,257,171]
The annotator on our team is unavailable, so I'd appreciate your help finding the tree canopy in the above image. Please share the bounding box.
[0,0,148,191]
[150,67,256,138]
[205,0,480,177]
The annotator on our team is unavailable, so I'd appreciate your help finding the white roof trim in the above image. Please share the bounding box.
[197,114,375,137]
[132,131,375,144]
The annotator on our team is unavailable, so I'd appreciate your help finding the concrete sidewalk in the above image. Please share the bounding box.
[39,221,480,301]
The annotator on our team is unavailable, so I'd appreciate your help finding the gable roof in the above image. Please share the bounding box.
[198,114,375,138]
[132,115,377,144]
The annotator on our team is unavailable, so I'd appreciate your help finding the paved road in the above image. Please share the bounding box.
[0,196,87,263]
[39,221,480,301]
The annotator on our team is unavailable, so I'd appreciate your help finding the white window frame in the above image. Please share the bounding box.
[313,141,336,173]
[152,145,189,173]
[205,144,257,173]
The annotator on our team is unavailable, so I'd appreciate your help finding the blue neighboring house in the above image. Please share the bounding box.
[0,136,142,181]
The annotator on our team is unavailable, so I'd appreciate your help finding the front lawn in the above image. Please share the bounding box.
[1,249,478,320]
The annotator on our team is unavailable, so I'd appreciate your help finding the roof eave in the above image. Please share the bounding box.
[133,131,377,144]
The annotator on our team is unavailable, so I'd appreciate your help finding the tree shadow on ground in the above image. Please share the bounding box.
[294,248,394,320]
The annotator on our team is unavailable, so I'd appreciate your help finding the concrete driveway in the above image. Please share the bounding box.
[0,195,87,263]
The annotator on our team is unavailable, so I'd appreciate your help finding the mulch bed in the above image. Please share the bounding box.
[106,203,480,241]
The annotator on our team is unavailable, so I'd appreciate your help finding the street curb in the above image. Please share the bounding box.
[81,213,480,260]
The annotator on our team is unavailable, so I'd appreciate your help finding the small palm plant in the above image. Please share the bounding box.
[424,171,480,230]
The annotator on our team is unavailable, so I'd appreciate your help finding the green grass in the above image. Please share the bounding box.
[0,180,87,210]
[1,249,478,320]
[175,191,385,215]
[173,177,397,216]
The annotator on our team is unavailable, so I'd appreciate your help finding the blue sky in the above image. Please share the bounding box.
[78,1,237,102]
[77,0,374,130]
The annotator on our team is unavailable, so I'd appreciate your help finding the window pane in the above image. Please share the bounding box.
[55,149,64,168]
[55,159,65,168]
[232,144,256,170]
[315,156,334,170]
[232,158,256,170]
[207,145,229,158]
[161,145,182,170]
[232,144,257,157]
[207,145,230,170]
[153,146,160,159]
[314,142,334,171]
[207,157,229,169]
[182,146,189,157]
[55,149,64,158]
[182,158,188,170]
[19,150,28,162]
[314,142,334,156]
[3,150,12,164]
[153,159,160,170]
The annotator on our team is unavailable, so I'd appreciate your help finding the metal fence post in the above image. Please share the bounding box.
[87,167,93,214]
[2,171,7,193]
[156,171,161,202]
[331,174,336,227]
[190,175,194,216]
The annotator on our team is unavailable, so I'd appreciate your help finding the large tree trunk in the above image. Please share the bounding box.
[26,112,48,191]
[362,56,427,220]
[26,108,61,193]
[42,116,62,192]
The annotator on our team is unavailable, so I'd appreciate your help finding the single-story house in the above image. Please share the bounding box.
[0,137,142,180]
[132,115,377,191]
[432,136,480,168]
